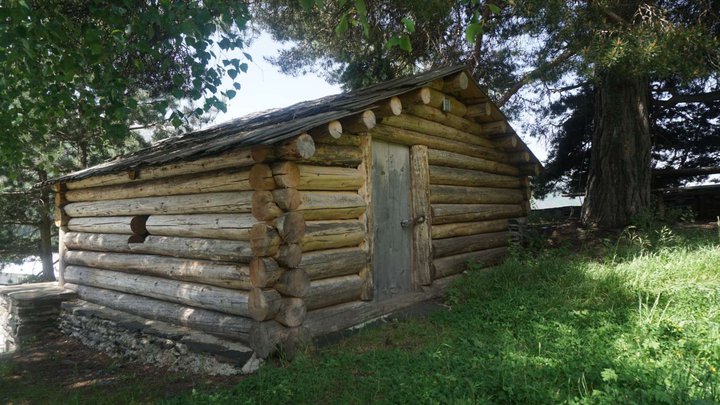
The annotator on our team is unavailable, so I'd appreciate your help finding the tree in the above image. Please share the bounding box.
[0,0,252,279]
[257,0,720,228]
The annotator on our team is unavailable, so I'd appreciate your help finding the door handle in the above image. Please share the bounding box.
[400,215,426,228]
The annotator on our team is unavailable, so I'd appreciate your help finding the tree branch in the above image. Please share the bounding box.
[497,49,575,107]
[654,90,720,107]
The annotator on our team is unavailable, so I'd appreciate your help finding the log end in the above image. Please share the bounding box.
[276,297,306,327]
[249,164,276,190]
[248,288,282,321]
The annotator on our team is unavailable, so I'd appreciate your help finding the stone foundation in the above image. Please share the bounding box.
[60,300,261,375]
[0,282,76,353]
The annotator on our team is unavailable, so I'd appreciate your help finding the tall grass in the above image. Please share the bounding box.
[168,227,720,404]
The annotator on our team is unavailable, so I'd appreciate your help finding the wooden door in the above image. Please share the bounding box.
[371,140,412,301]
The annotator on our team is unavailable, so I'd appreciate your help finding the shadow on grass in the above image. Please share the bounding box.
[167,228,720,404]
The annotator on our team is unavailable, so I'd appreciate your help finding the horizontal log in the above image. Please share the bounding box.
[64,232,255,262]
[302,220,366,252]
[274,269,310,298]
[64,250,252,290]
[64,265,252,317]
[465,102,492,119]
[65,283,252,341]
[427,148,519,176]
[271,162,300,188]
[251,190,283,221]
[311,132,362,147]
[431,204,524,224]
[271,188,301,211]
[443,72,469,94]
[250,257,283,288]
[372,124,514,165]
[67,216,145,235]
[432,231,510,258]
[276,243,302,268]
[297,191,366,220]
[305,275,363,310]
[280,165,364,191]
[251,133,316,162]
[429,165,521,188]
[249,164,276,191]
[427,88,467,116]
[249,224,282,256]
[299,144,363,168]
[248,288,283,321]
[405,104,495,137]
[432,219,509,239]
[493,135,519,150]
[145,213,257,240]
[64,191,253,217]
[66,148,253,190]
[65,168,260,202]
[477,120,508,136]
[520,164,541,176]
[308,120,343,139]
[272,212,305,244]
[300,247,368,280]
[381,114,499,150]
[430,185,525,204]
[372,96,402,118]
[432,246,508,278]
[340,110,376,133]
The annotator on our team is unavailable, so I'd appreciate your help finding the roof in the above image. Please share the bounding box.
[48,65,540,185]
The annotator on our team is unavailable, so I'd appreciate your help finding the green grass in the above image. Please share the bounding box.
[168,227,720,404]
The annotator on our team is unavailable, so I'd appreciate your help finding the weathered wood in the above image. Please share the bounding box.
[66,148,254,190]
[272,212,305,244]
[341,110,376,133]
[427,148,520,176]
[274,269,310,298]
[443,72,469,94]
[64,191,253,217]
[308,120,343,139]
[249,224,282,256]
[296,191,366,220]
[66,283,253,341]
[300,144,363,168]
[145,213,257,240]
[372,96,403,117]
[251,133,316,162]
[251,190,283,221]
[430,185,525,204]
[405,104,496,137]
[429,166,522,188]
[286,165,364,191]
[249,164,276,190]
[272,188,301,211]
[248,288,283,321]
[64,265,252,317]
[431,204,524,225]
[372,124,514,165]
[302,220,366,252]
[271,162,300,189]
[410,145,432,287]
[64,250,253,290]
[427,88,467,116]
[399,87,432,106]
[299,247,367,280]
[465,102,492,119]
[432,219,509,239]
[432,231,510,258]
[381,113,500,150]
[64,232,256,262]
[493,135,519,150]
[357,135,373,301]
[249,320,287,358]
[58,226,68,285]
[275,243,302,268]
[359,267,373,301]
[520,163,541,176]
[432,246,508,278]
[65,168,261,202]
[311,132,362,146]
[250,257,283,288]
[274,297,306,327]
[508,151,531,164]
[67,216,140,235]
[477,120,509,136]
[305,275,363,310]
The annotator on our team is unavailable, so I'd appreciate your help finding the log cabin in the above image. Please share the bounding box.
[46,66,542,367]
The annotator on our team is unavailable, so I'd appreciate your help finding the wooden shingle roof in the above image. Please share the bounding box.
[48,65,540,185]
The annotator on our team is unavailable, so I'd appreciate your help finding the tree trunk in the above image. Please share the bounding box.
[37,170,56,281]
[581,71,652,228]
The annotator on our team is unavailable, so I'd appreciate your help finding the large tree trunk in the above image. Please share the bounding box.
[37,170,56,281]
[581,71,652,228]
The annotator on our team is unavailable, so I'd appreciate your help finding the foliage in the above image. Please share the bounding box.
[157,227,720,404]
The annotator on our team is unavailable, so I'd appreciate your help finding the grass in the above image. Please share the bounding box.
[167,226,720,404]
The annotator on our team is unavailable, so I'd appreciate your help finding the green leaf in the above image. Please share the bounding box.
[226,89,237,99]
[401,17,415,33]
[465,22,483,44]
[299,0,315,10]
[194,108,204,115]
[233,82,241,90]
[171,117,182,127]
[336,15,349,36]
[399,35,412,52]
[228,69,238,79]
[242,52,253,61]
[487,4,501,14]
[239,63,248,73]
